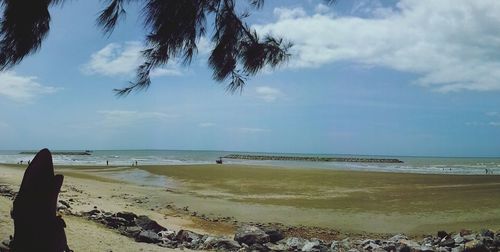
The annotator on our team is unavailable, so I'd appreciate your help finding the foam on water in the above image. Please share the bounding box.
[0,150,499,175]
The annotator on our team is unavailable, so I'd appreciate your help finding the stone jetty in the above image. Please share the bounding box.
[224,154,403,163]
[19,151,92,156]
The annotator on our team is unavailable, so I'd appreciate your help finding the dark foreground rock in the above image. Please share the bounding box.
[234,225,270,245]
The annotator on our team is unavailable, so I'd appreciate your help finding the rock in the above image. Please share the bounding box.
[104,216,128,228]
[451,245,464,252]
[135,230,161,243]
[460,230,472,236]
[400,239,421,250]
[262,227,284,243]
[330,241,340,252]
[247,243,270,252]
[234,226,270,246]
[0,239,11,252]
[175,230,202,246]
[86,209,101,216]
[116,211,137,222]
[57,202,68,211]
[480,236,493,247]
[436,247,450,252]
[363,242,381,251]
[420,237,434,247]
[463,235,477,242]
[480,229,494,239]
[283,237,306,250]
[302,240,320,251]
[494,235,500,246]
[454,234,465,244]
[464,240,487,252]
[362,239,375,246]
[59,200,71,209]
[419,245,434,252]
[340,238,351,250]
[440,239,455,247]
[203,238,241,251]
[382,243,396,252]
[438,231,449,239]
[158,230,176,240]
[135,215,166,233]
[399,245,411,252]
[266,242,289,251]
[122,226,142,238]
[389,234,408,242]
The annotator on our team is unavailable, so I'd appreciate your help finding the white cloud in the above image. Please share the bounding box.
[238,127,271,133]
[486,111,499,117]
[0,71,59,102]
[255,0,500,92]
[98,110,177,127]
[465,121,500,127]
[314,3,331,14]
[489,122,500,127]
[82,41,182,77]
[255,86,284,102]
[273,7,307,20]
[150,68,182,77]
[199,122,216,128]
[465,121,485,127]
[197,36,213,56]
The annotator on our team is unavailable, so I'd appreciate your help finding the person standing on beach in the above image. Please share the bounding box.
[106,160,109,166]
[135,161,138,166]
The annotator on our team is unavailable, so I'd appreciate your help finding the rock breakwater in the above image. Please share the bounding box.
[18,151,91,155]
[224,154,404,164]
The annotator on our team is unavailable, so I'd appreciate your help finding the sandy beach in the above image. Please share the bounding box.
[1,163,500,250]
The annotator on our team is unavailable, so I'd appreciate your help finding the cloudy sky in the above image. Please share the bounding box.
[1,0,500,157]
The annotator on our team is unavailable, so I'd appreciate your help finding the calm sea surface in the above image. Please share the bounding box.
[0,150,499,175]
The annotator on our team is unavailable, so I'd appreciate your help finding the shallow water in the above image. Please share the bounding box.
[1,149,499,175]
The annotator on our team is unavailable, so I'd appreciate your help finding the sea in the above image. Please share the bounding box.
[0,149,499,175]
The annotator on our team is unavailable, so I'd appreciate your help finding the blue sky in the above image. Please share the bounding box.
[1,0,500,157]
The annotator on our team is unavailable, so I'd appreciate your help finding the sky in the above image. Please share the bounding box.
[1,0,500,157]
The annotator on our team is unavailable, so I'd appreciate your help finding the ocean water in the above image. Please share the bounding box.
[0,150,499,175]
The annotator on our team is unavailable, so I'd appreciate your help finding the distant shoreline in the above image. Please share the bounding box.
[223,154,404,163]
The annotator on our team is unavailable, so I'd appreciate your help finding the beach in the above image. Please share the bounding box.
[1,162,500,251]
[139,164,500,233]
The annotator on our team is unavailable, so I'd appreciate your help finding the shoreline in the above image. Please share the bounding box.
[2,161,500,176]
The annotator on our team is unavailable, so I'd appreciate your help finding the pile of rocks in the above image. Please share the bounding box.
[232,226,500,252]
[82,209,242,250]
[0,185,16,199]
[83,209,500,252]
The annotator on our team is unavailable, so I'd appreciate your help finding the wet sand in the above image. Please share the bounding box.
[139,164,500,234]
